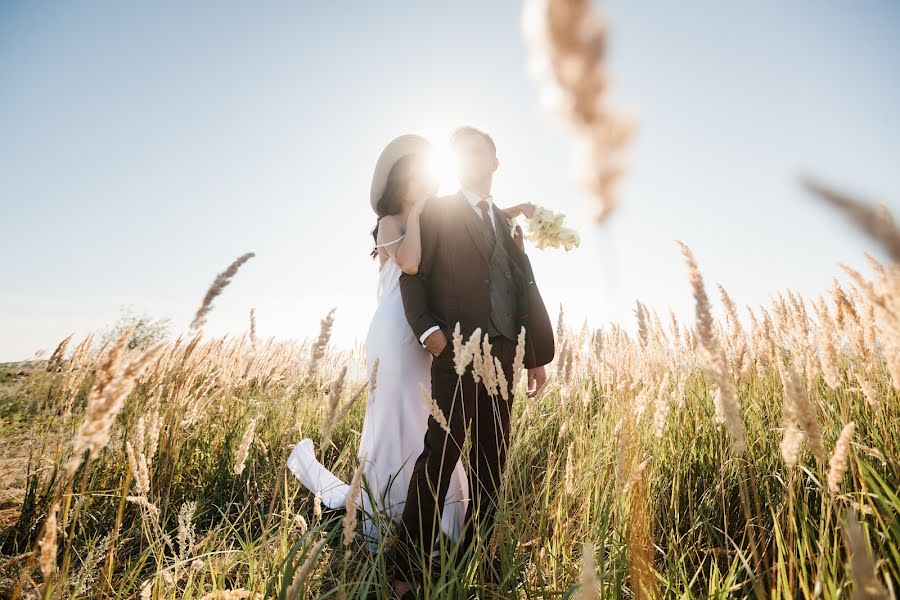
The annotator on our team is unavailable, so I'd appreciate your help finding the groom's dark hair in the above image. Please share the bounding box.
[450,126,496,156]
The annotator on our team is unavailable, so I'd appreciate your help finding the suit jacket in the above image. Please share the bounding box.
[399,191,555,369]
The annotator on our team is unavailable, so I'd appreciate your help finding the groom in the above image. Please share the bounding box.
[391,126,555,588]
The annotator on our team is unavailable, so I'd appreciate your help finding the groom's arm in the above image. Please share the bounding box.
[514,242,555,370]
[400,198,441,343]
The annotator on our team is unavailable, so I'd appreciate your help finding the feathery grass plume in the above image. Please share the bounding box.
[635,300,649,348]
[471,330,485,384]
[198,590,256,600]
[494,356,510,401]
[574,541,598,600]
[564,442,575,495]
[452,322,478,377]
[623,455,650,494]
[293,513,308,535]
[840,259,900,390]
[781,360,827,463]
[177,501,197,560]
[313,491,322,522]
[420,383,451,434]
[308,307,336,378]
[190,252,256,331]
[669,310,682,348]
[710,386,726,424]
[233,416,258,476]
[828,422,856,493]
[804,179,900,264]
[512,325,527,390]
[652,371,671,439]
[286,537,327,599]
[46,333,74,372]
[678,242,716,356]
[843,508,889,600]
[556,302,566,345]
[522,0,632,222]
[678,241,746,453]
[556,339,569,381]
[780,383,804,468]
[368,358,380,399]
[330,380,370,430]
[320,365,347,452]
[452,321,465,374]
[38,502,60,581]
[126,494,159,517]
[249,308,257,349]
[66,327,164,476]
[854,369,882,410]
[481,334,499,396]
[125,441,151,496]
[343,453,367,551]
[815,297,843,389]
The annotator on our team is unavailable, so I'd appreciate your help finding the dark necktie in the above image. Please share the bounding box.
[477,199,496,244]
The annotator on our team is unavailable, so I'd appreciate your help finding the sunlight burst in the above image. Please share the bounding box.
[425,140,460,195]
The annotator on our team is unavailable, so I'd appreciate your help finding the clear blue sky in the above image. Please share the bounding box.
[2,1,899,361]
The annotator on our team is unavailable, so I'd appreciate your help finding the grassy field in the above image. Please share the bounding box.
[1,231,899,598]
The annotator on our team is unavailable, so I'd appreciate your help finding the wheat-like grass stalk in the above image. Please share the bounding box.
[804,179,900,264]
[286,537,327,599]
[494,356,509,401]
[177,500,197,560]
[652,371,671,439]
[37,502,60,581]
[678,241,746,453]
[828,422,856,494]
[512,325,527,390]
[420,382,451,434]
[343,453,367,552]
[190,252,256,331]
[843,508,889,600]
[368,358,379,399]
[66,327,164,476]
[320,365,347,453]
[522,0,633,222]
[574,541,598,599]
[46,333,73,372]
[198,589,257,600]
[233,416,258,476]
[308,308,336,378]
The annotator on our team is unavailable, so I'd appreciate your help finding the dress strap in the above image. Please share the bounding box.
[373,234,405,249]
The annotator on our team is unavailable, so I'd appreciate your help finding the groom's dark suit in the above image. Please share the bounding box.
[395,191,554,580]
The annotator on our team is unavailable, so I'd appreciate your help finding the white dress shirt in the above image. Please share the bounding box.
[418,188,496,348]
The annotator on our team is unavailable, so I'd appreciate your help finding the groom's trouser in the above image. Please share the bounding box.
[393,333,517,582]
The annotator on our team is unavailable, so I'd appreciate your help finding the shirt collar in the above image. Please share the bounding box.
[461,187,493,210]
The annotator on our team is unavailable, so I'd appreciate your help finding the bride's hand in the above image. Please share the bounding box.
[502,202,536,220]
[411,195,431,218]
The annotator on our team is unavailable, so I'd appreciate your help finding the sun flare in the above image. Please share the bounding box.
[425,140,460,196]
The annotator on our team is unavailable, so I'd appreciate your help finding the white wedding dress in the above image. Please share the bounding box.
[287,235,468,551]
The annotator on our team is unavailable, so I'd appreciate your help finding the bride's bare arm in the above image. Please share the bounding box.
[394,203,424,275]
[375,204,424,274]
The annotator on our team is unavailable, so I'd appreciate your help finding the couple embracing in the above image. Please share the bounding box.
[289,125,555,596]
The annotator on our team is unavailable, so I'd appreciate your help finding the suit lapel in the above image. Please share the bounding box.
[457,192,493,264]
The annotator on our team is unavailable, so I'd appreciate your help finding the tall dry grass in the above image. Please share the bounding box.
[1,195,898,598]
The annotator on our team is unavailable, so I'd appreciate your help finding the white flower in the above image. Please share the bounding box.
[524,205,580,251]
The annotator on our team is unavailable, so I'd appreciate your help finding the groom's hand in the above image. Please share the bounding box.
[423,329,448,357]
[526,365,547,398]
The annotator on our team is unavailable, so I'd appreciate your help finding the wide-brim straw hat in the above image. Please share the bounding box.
[370,134,432,211]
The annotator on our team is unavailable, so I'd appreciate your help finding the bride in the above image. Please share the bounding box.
[287,134,534,551]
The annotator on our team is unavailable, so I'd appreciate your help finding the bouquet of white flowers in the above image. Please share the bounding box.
[520,205,580,251]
